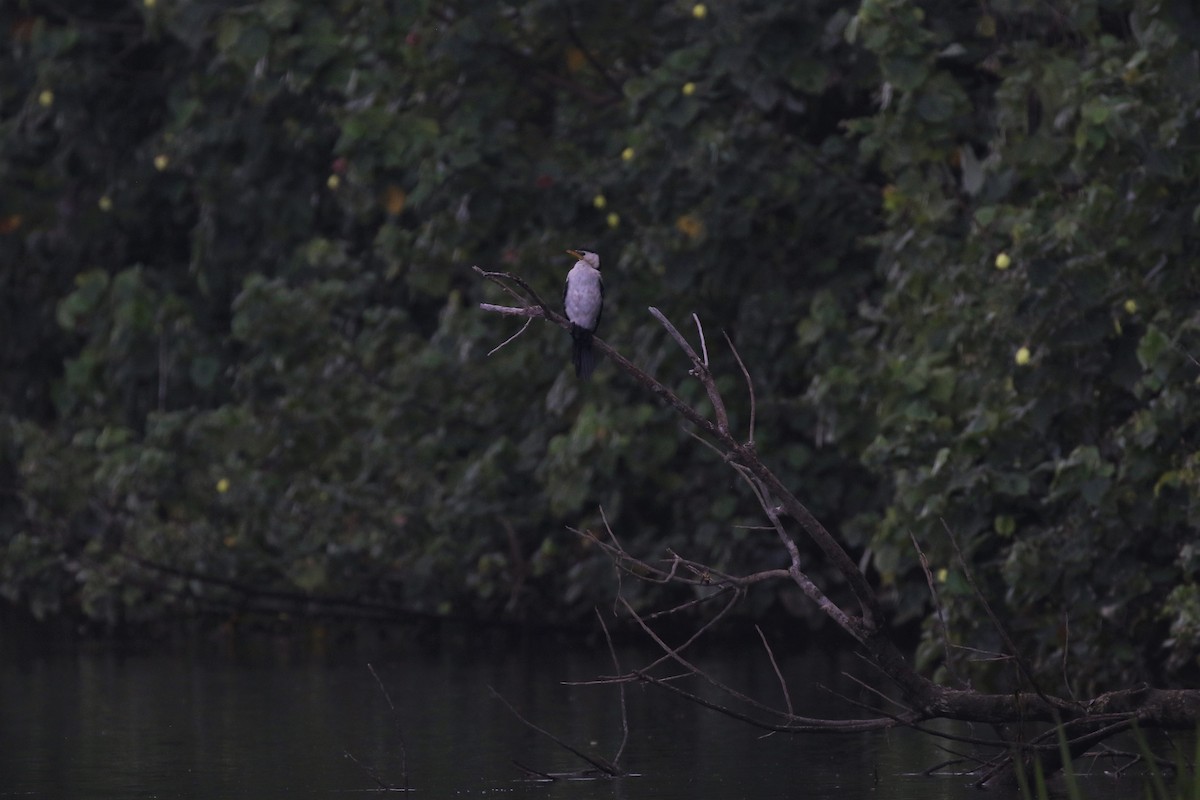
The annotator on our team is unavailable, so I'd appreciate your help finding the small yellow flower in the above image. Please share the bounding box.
[1014,346,1031,366]
[153,154,169,171]
[994,252,1011,270]
[216,477,230,493]
[38,90,54,107]
[326,174,341,190]
[692,3,707,19]
[620,147,635,162]
[382,184,406,215]
[592,194,607,209]
[1124,299,1138,314]
[98,195,113,212]
[675,214,704,239]
[606,212,620,228]
[682,82,696,96]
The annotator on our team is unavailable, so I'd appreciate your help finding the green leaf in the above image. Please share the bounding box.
[1136,326,1170,371]
[56,270,109,330]
[189,356,221,389]
[882,57,928,92]
[916,90,955,122]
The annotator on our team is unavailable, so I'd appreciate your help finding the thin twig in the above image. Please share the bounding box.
[486,316,533,355]
[576,524,787,591]
[755,625,793,716]
[627,587,747,679]
[343,750,395,791]
[619,595,838,724]
[595,609,630,767]
[649,307,730,435]
[624,660,898,733]
[489,686,622,776]
[1061,610,1076,702]
[940,519,1062,712]
[597,507,626,616]
[837,670,918,716]
[650,306,704,364]
[511,759,556,782]
[907,530,963,688]
[724,331,756,445]
[368,662,409,791]
[693,313,709,367]
[644,587,744,619]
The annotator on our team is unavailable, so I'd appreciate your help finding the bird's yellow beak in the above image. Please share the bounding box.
[566,249,584,259]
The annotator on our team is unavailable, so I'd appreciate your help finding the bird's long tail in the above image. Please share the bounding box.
[571,325,596,379]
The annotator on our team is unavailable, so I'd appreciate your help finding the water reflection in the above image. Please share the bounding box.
[0,623,1136,799]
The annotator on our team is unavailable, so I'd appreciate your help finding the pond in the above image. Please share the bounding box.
[0,620,1151,799]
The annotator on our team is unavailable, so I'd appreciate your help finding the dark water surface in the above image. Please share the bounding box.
[0,624,1141,799]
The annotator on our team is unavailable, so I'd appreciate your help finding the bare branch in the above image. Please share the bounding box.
[628,664,899,734]
[343,750,395,791]
[489,685,623,777]
[838,670,917,717]
[908,530,963,688]
[479,302,543,319]
[643,587,753,619]
[693,313,709,367]
[940,519,1063,711]
[597,507,626,615]
[341,664,409,792]
[620,597,892,732]
[486,316,534,356]
[650,306,704,364]
[595,609,629,767]
[368,663,409,791]
[473,266,558,319]
[724,330,756,445]
[650,307,730,436]
[630,587,746,678]
[729,461,859,639]
[1061,611,1076,702]
[755,625,793,717]
[471,267,1200,782]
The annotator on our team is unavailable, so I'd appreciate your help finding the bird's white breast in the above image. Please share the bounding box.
[565,264,603,330]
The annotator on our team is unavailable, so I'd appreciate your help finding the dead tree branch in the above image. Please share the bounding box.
[475,269,1200,785]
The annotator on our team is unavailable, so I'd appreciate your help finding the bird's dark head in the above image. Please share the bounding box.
[566,249,601,270]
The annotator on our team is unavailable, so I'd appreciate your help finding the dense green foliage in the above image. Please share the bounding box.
[838,0,1200,690]
[2,0,1199,688]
